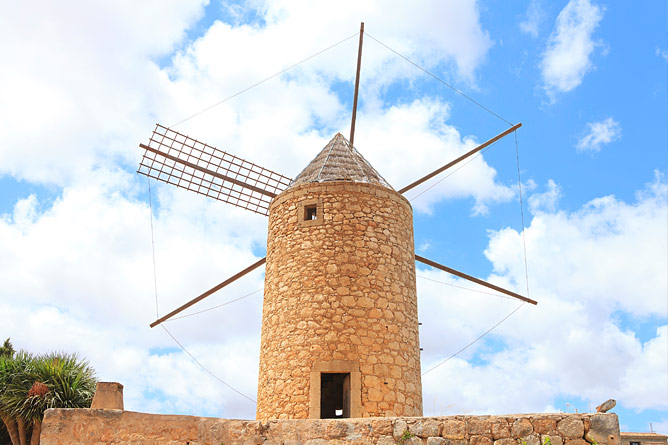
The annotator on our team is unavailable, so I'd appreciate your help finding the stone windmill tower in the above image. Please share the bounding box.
[139,24,534,420]
[257,134,421,419]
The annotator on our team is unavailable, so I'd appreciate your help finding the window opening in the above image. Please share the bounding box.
[304,204,318,220]
[320,373,350,418]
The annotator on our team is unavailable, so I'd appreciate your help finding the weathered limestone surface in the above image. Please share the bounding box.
[40,409,620,445]
[90,382,124,410]
[257,181,422,419]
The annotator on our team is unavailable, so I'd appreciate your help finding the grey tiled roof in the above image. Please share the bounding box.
[290,133,393,190]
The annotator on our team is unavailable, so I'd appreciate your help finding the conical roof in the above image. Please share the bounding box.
[290,133,393,190]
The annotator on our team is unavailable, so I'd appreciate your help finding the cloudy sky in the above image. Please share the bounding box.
[1,0,666,433]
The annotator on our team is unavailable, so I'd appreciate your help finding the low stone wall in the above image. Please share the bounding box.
[40,410,620,445]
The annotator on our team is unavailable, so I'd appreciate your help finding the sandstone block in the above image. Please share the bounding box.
[394,420,408,441]
[523,433,541,445]
[442,420,466,439]
[492,420,510,439]
[471,435,494,445]
[558,418,585,439]
[586,414,619,445]
[428,438,447,445]
[469,419,493,435]
[378,436,397,445]
[542,433,564,445]
[534,419,558,434]
[494,438,517,445]
[410,420,440,438]
[512,419,534,437]
[90,382,124,410]
[326,421,348,438]
[444,440,468,445]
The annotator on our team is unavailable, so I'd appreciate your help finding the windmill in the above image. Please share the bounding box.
[138,23,536,420]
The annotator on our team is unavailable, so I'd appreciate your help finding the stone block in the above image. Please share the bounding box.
[523,433,541,445]
[534,419,558,434]
[512,419,534,437]
[442,419,466,439]
[444,440,468,445]
[428,438,447,445]
[495,439,517,445]
[371,419,394,436]
[471,435,494,445]
[586,414,619,445]
[394,420,408,441]
[542,433,564,445]
[326,421,348,438]
[469,418,493,436]
[90,382,124,410]
[410,420,441,438]
[492,420,511,439]
[558,418,585,439]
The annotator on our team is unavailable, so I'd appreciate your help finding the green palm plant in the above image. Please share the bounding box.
[0,352,35,445]
[0,352,97,445]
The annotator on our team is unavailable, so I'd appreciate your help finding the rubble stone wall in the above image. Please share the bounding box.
[258,181,422,419]
[40,409,621,445]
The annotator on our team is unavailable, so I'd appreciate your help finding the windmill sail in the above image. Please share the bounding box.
[137,124,292,216]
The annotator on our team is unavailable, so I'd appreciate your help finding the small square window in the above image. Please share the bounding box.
[299,199,323,227]
[304,204,318,221]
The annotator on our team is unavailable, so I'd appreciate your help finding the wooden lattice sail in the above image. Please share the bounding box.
[137,124,292,216]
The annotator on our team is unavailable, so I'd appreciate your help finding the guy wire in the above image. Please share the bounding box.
[421,302,525,376]
[407,138,501,203]
[514,131,530,297]
[148,177,159,318]
[167,288,263,321]
[170,32,359,128]
[146,178,256,405]
[366,33,514,127]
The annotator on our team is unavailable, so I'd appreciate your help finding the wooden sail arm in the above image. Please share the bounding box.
[149,257,267,328]
[140,144,277,198]
[415,254,537,305]
[398,123,522,195]
[349,22,364,148]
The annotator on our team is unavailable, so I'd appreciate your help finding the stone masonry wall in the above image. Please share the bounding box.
[257,181,422,419]
[40,409,621,445]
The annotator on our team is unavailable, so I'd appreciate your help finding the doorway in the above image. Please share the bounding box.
[320,373,350,418]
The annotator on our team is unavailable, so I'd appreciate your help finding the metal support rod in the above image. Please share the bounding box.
[149,257,267,328]
[415,254,537,305]
[349,22,365,148]
[398,123,522,194]
[139,144,277,198]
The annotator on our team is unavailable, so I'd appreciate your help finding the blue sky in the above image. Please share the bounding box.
[0,0,666,433]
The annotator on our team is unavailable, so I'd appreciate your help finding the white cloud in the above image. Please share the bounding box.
[353,99,516,214]
[540,0,604,100]
[421,173,668,415]
[519,0,545,38]
[528,179,561,213]
[577,117,622,153]
[0,0,494,189]
[656,47,668,61]
[2,0,665,425]
[0,171,268,416]
[0,0,208,185]
[0,1,517,419]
